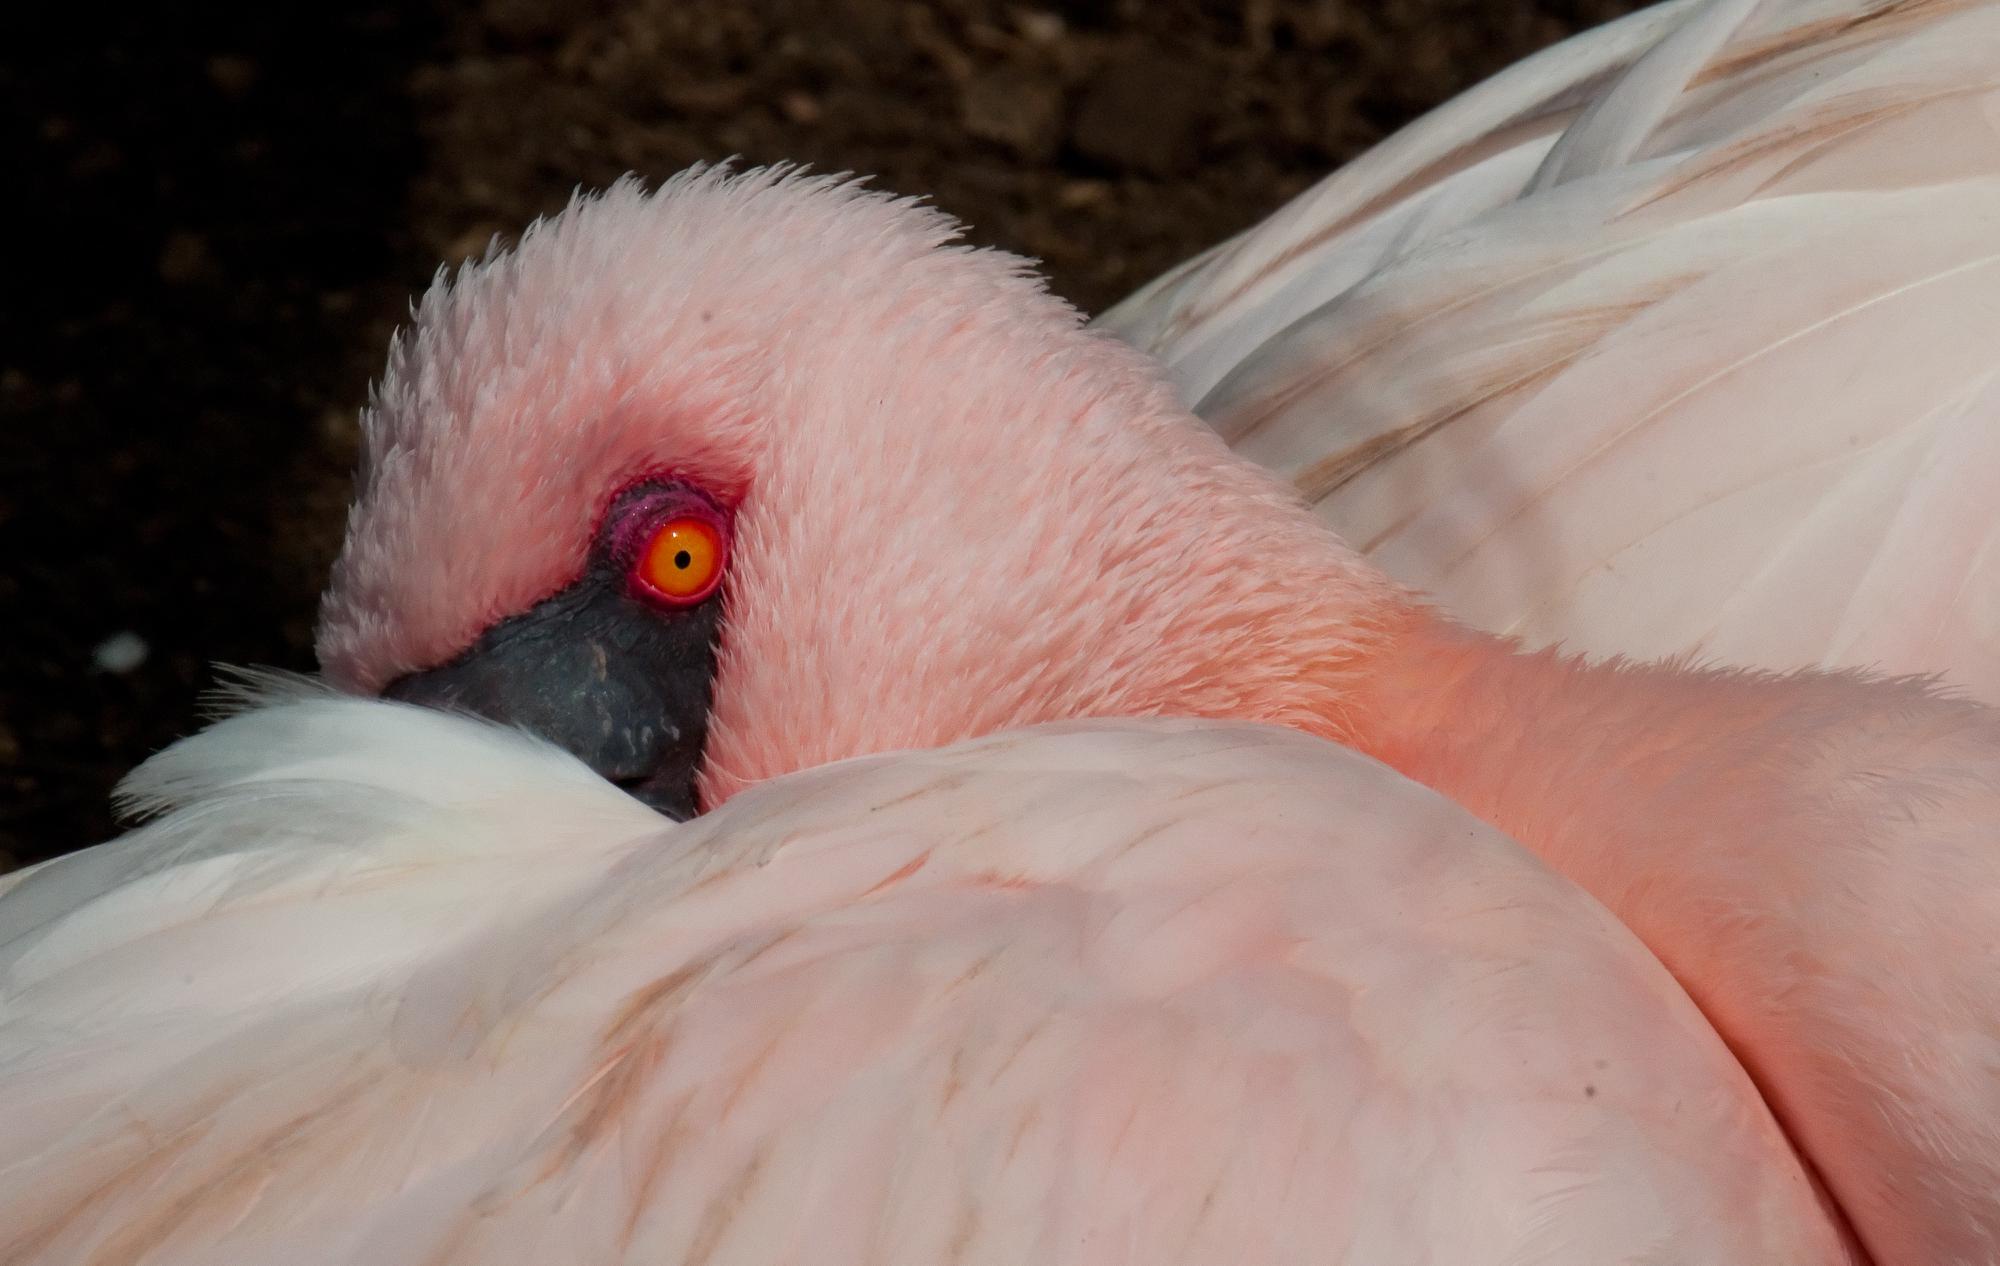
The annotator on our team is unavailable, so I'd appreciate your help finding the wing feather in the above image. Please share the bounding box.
[0,694,1850,1264]
[1099,0,2000,697]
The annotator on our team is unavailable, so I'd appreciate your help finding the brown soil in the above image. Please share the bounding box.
[2,0,1639,870]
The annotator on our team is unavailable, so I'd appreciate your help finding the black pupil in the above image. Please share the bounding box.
[674,549,693,570]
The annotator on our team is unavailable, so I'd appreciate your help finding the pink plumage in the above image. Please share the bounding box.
[3,1,1999,1263]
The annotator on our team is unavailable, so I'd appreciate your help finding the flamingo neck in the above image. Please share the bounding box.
[1339,618,1769,923]
[1338,620,1883,918]
[1341,622,1603,869]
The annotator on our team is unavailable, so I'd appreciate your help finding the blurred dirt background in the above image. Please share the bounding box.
[2,0,1639,870]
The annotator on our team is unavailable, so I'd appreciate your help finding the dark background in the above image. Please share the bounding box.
[1,0,1640,870]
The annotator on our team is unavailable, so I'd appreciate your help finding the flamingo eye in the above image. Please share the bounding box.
[634,515,726,605]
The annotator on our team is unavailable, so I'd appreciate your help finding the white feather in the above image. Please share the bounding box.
[0,693,1846,1264]
[1098,0,2000,697]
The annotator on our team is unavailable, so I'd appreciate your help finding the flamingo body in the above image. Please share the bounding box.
[0,692,1848,1264]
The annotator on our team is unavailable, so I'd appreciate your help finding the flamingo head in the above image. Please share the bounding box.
[316,166,1401,817]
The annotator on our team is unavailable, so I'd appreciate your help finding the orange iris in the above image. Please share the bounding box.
[636,516,725,603]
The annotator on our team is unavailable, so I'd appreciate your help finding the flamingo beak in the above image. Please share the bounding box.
[381,575,723,820]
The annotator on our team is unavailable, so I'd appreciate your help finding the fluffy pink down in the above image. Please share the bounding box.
[317,166,1411,802]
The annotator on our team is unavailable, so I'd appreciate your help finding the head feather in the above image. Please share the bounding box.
[317,165,1406,803]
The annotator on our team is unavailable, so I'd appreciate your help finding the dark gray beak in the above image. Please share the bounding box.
[383,574,723,820]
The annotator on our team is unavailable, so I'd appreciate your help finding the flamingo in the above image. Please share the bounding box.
[1099,0,2000,697]
[0,2,1994,1262]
